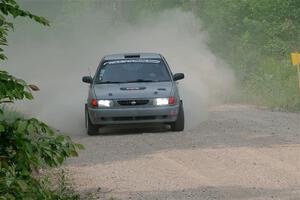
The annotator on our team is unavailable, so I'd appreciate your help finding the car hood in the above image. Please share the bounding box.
[93,82,173,99]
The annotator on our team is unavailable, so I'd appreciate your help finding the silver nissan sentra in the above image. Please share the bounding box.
[82,53,184,135]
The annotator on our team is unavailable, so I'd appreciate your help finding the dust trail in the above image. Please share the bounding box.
[4,2,235,134]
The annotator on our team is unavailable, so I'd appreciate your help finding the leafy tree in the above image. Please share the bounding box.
[197,0,300,110]
[0,1,83,199]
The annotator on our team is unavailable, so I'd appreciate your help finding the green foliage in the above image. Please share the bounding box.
[0,118,83,170]
[0,102,84,199]
[0,106,84,200]
[0,1,83,199]
[0,105,84,200]
[196,0,300,111]
[0,71,33,112]
[198,0,300,56]
[235,58,300,111]
[0,103,83,200]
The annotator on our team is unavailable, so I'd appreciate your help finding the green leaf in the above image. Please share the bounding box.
[16,120,27,133]
[23,91,33,100]
[26,123,36,134]
[75,143,85,150]
[69,150,79,157]
[0,124,4,132]
[56,135,65,142]
[16,180,28,191]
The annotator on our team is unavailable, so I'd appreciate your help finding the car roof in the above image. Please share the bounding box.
[103,53,162,61]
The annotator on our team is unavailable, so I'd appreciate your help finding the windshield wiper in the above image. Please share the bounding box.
[125,79,155,83]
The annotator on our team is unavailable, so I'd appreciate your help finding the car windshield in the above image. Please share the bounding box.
[96,59,171,84]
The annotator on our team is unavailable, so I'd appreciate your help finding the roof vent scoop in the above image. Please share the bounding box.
[124,54,140,58]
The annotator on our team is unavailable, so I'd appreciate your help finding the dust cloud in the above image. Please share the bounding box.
[4,2,235,134]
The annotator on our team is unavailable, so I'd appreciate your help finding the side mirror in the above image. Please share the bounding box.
[82,76,93,84]
[173,73,184,81]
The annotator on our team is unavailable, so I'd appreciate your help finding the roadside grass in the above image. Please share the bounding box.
[44,168,119,200]
[230,57,300,112]
[36,168,81,200]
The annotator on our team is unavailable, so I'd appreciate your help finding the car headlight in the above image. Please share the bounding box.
[154,97,175,106]
[91,99,113,107]
[98,100,113,107]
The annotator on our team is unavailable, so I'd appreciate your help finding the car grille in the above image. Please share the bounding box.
[117,99,149,106]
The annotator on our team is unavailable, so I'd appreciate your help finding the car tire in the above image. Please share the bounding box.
[170,101,185,132]
[85,104,99,135]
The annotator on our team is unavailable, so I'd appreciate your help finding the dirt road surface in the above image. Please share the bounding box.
[66,105,300,200]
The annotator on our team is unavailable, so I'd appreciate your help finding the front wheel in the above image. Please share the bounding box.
[170,101,185,132]
[85,105,99,135]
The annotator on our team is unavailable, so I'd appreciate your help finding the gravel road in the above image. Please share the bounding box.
[66,104,300,200]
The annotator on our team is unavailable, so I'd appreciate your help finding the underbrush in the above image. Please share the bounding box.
[0,106,84,199]
[232,58,300,112]
[0,107,110,200]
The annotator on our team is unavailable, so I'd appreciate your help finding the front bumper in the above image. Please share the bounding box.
[88,104,179,125]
